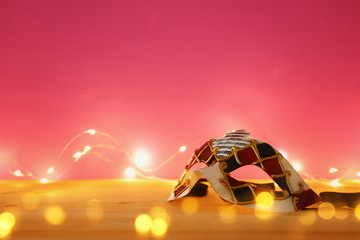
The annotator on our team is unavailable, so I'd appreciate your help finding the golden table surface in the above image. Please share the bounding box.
[1,179,360,240]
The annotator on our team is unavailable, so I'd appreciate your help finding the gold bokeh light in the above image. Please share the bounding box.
[45,206,66,226]
[298,210,316,226]
[0,212,16,239]
[256,192,274,209]
[135,214,152,234]
[181,198,199,215]
[218,205,237,224]
[254,192,274,220]
[334,209,349,220]
[254,207,272,220]
[355,204,360,220]
[317,202,335,220]
[150,206,170,224]
[86,199,103,221]
[151,218,168,237]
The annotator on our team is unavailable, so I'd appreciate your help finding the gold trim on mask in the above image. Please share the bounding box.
[175,138,308,210]
[271,171,291,179]
[218,162,290,205]
[214,140,304,209]
[186,139,219,169]
[292,196,300,211]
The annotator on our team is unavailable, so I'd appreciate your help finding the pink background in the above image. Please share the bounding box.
[1,0,359,180]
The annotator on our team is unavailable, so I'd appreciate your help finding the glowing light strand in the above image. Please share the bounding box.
[2,129,360,185]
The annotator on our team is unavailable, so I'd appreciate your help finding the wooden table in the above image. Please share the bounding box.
[1,179,360,240]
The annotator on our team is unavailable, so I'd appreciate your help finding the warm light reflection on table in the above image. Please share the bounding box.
[0,179,360,240]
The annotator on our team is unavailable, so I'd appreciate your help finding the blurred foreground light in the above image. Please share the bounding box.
[135,214,152,234]
[22,192,39,210]
[151,218,168,237]
[256,192,274,209]
[0,212,15,239]
[357,172,360,177]
[0,221,11,239]
[334,209,349,220]
[40,178,48,184]
[329,168,338,173]
[134,149,151,168]
[86,199,103,221]
[355,204,360,220]
[254,207,272,220]
[298,210,316,226]
[181,198,198,215]
[179,146,186,152]
[86,129,96,135]
[292,162,302,172]
[0,212,15,229]
[150,206,170,224]
[47,167,54,174]
[254,192,274,220]
[218,205,237,224]
[13,170,24,177]
[318,202,335,220]
[45,206,66,226]
[125,167,136,178]
[329,179,341,187]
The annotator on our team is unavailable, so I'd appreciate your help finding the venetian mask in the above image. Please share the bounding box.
[168,130,320,212]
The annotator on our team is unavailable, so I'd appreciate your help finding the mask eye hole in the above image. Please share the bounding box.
[229,164,274,181]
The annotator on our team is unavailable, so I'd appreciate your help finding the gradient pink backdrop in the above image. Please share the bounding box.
[1,0,359,179]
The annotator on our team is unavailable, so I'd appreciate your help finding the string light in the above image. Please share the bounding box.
[2,129,359,187]
[4,131,360,226]
[134,149,151,168]
[72,146,93,163]
[125,167,136,178]
[73,152,82,158]
[13,170,24,177]
[179,146,186,152]
[2,129,149,182]
[86,129,96,135]
[329,179,341,187]
[83,146,91,153]
[47,167,54,174]
[40,178,48,184]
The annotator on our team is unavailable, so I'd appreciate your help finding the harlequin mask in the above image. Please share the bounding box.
[168,130,320,213]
